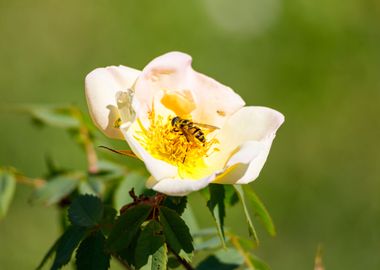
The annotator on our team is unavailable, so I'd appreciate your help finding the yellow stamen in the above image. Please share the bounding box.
[134,110,219,179]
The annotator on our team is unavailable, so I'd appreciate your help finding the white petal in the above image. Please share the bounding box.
[85,65,140,139]
[189,72,245,127]
[146,174,215,196]
[120,123,178,181]
[210,106,284,184]
[213,138,273,184]
[133,51,244,127]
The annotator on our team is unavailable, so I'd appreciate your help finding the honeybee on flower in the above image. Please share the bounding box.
[85,52,284,196]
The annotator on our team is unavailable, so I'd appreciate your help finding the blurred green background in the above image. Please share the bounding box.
[1,0,380,269]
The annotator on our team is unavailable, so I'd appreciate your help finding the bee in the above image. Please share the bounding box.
[171,116,219,144]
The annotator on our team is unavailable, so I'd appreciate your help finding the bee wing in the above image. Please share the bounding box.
[193,122,220,131]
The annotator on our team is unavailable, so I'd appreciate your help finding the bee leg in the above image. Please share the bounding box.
[183,145,189,163]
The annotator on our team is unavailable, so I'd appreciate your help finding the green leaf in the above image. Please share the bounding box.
[44,155,66,178]
[163,196,187,216]
[76,231,110,270]
[78,181,98,196]
[0,169,16,219]
[197,249,243,270]
[216,248,244,265]
[233,185,259,244]
[31,175,79,205]
[100,206,117,236]
[135,220,165,269]
[167,256,181,269]
[192,227,218,238]
[114,172,146,210]
[36,238,60,270]
[196,256,238,270]
[59,207,70,231]
[182,204,200,234]
[194,236,224,251]
[151,243,167,270]
[207,184,226,246]
[95,160,126,180]
[248,254,271,270]
[30,107,80,129]
[68,194,104,227]
[243,185,276,236]
[107,204,152,252]
[159,206,193,255]
[224,185,239,206]
[117,229,141,267]
[51,225,86,269]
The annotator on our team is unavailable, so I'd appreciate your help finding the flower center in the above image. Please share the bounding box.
[134,109,219,179]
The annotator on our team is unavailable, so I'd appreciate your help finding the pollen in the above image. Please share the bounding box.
[134,108,219,179]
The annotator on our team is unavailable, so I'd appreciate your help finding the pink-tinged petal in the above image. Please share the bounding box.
[146,174,215,196]
[120,123,178,181]
[189,72,245,127]
[132,52,245,126]
[210,106,284,184]
[85,65,140,139]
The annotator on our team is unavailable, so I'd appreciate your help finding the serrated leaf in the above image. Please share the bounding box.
[151,243,167,270]
[159,206,193,255]
[233,185,259,244]
[207,184,226,246]
[76,231,110,270]
[163,196,187,216]
[0,169,16,219]
[243,185,276,236]
[31,175,79,206]
[114,173,146,210]
[135,220,165,269]
[107,204,152,252]
[117,229,141,267]
[68,194,104,227]
[51,225,86,269]
[100,206,117,236]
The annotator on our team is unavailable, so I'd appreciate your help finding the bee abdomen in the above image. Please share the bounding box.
[193,129,206,143]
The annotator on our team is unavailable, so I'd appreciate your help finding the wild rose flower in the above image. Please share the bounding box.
[85,52,284,196]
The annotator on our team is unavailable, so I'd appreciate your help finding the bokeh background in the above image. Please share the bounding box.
[1,0,380,269]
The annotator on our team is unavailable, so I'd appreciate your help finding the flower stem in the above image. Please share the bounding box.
[70,107,98,174]
[14,175,45,188]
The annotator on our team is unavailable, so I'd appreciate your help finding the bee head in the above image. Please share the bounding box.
[171,116,180,126]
